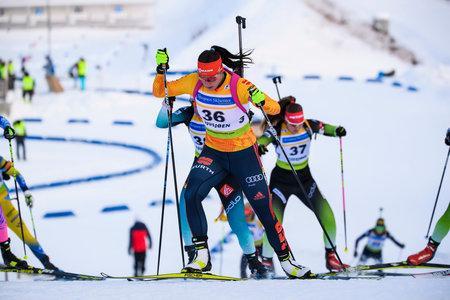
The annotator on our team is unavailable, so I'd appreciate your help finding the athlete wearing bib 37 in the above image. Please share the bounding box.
[257,96,349,272]
[153,46,310,278]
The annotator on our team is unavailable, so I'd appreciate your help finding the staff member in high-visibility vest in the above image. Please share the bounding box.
[22,71,35,103]
[77,58,87,91]
[7,60,15,90]
[13,120,27,161]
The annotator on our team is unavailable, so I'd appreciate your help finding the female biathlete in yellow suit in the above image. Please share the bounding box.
[0,116,58,270]
[153,46,310,278]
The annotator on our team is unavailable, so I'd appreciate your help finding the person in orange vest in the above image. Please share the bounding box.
[128,220,152,276]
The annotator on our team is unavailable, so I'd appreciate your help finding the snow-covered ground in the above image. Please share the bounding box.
[0,0,449,299]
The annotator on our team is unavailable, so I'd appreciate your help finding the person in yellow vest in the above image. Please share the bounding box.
[7,60,15,90]
[0,59,7,81]
[13,120,27,161]
[77,58,87,91]
[22,71,35,103]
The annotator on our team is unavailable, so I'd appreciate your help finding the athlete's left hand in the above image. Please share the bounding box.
[258,144,268,156]
[335,126,346,137]
[399,243,405,249]
[24,190,34,208]
[248,86,265,107]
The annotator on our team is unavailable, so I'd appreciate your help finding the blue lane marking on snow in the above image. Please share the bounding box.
[366,78,383,83]
[303,74,321,80]
[68,118,90,124]
[392,81,403,87]
[23,135,161,192]
[338,76,354,81]
[43,211,76,219]
[113,120,134,126]
[101,205,130,213]
[149,199,174,207]
[23,118,43,123]
[407,86,419,92]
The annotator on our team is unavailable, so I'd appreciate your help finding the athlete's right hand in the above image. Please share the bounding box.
[3,126,16,140]
[156,48,169,73]
[353,250,358,258]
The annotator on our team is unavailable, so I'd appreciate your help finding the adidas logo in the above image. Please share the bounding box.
[253,192,265,200]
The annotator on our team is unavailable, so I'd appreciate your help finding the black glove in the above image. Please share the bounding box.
[335,126,346,137]
[3,126,15,140]
[353,250,358,258]
[445,128,450,146]
[399,243,405,249]
[165,96,175,108]
[258,144,268,156]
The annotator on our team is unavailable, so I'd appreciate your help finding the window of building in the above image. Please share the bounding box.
[74,6,83,13]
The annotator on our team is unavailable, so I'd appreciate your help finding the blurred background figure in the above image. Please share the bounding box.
[354,217,404,265]
[76,57,87,91]
[21,71,35,103]
[43,55,63,93]
[7,60,15,91]
[128,219,152,276]
[13,119,27,160]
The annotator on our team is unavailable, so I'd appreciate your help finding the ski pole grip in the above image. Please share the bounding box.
[236,16,246,29]
[272,76,281,84]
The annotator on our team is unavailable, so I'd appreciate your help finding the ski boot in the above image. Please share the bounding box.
[278,253,311,278]
[245,252,268,279]
[0,238,29,268]
[261,256,276,278]
[181,236,211,273]
[184,245,197,265]
[40,254,60,271]
[325,248,349,271]
[407,239,439,266]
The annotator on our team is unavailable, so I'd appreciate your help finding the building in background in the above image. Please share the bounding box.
[0,0,154,29]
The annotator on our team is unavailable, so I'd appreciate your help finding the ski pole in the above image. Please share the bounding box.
[29,207,38,240]
[155,57,185,274]
[235,16,246,77]
[167,97,185,268]
[7,138,27,259]
[258,106,345,267]
[339,137,348,252]
[272,76,282,100]
[425,147,450,238]
[156,62,172,275]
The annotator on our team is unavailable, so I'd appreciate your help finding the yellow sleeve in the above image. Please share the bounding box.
[152,72,199,98]
[236,78,280,115]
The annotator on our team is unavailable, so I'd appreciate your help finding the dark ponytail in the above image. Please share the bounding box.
[210,45,253,75]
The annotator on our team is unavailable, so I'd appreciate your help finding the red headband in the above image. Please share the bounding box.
[285,111,304,125]
[198,57,223,77]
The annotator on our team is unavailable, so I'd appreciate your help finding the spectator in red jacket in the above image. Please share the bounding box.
[129,220,152,276]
